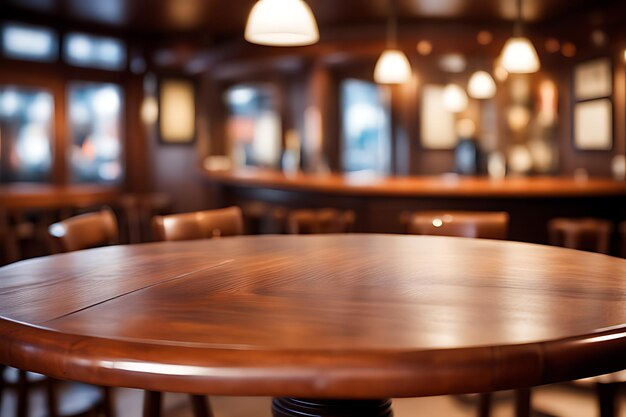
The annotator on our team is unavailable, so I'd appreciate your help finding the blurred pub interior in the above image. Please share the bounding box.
[1,0,626,261]
[2,0,626,413]
[1,0,626,240]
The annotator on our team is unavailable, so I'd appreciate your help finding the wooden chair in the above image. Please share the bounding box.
[1,364,114,417]
[548,217,612,254]
[402,211,509,240]
[401,210,512,417]
[48,207,118,253]
[152,206,244,241]
[547,217,622,417]
[48,209,211,417]
[286,208,356,234]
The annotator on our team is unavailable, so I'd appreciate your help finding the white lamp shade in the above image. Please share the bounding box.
[374,49,412,84]
[468,70,497,99]
[500,37,540,73]
[245,0,319,46]
[442,84,468,113]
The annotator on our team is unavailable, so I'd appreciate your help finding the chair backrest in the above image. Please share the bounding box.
[48,208,119,253]
[119,192,173,243]
[548,217,612,254]
[152,206,244,242]
[286,208,356,234]
[403,211,509,240]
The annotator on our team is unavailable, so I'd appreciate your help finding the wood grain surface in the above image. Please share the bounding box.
[204,169,626,198]
[1,235,626,398]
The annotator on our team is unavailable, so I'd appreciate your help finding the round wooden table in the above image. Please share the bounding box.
[1,235,626,417]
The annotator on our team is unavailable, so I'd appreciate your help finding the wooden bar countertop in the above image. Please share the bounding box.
[203,168,626,198]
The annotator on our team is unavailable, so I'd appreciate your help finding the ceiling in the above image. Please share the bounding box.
[1,0,615,40]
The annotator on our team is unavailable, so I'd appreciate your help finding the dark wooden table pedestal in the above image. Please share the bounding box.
[272,398,393,417]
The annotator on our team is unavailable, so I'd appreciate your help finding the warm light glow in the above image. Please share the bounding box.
[477,30,493,45]
[432,218,443,227]
[507,105,531,132]
[374,49,412,84]
[500,37,540,73]
[245,0,319,46]
[442,84,468,113]
[561,42,576,58]
[439,54,466,73]
[160,80,195,143]
[623,50,626,62]
[416,40,432,56]
[141,96,159,125]
[467,71,496,99]
[456,119,476,138]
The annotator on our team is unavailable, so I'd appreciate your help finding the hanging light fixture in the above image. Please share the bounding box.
[500,0,540,73]
[442,84,468,113]
[245,0,319,46]
[374,0,411,84]
[468,70,497,99]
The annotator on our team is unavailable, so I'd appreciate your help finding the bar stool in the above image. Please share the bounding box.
[548,217,612,254]
[286,208,355,234]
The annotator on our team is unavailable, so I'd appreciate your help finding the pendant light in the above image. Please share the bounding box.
[467,70,497,99]
[442,84,468,113]
[245,0,319,46]
[374,0,411,84]
[500,0,540,73]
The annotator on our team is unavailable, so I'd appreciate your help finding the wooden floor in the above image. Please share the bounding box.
[0,382,623,417]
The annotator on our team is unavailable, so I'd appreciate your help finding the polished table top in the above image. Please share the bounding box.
[1,235,626,399]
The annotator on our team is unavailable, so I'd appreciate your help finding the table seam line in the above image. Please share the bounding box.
[41,259,234,324]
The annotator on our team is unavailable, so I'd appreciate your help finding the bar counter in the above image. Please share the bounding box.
[204,169,626,249]
[204,169,626,198]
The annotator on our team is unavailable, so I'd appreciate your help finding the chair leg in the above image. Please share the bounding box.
[0,365,5,412]
[597,382,619,417]
[514,388,531,417]
[102,386,116,417]
[45,377,60,417]
[190,395,213,417]
[143,391,162,417]
[477,392,492,417]
[16,369,29,417]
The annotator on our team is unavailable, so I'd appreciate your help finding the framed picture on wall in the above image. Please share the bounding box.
[159,78,196,144]
[420,84,457,150]
[573,58,612,100]
[573,99,613,150]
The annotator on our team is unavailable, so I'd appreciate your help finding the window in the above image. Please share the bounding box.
[224,84,282,168]
[0,86,54,182]
[1,22,58,62]
[340,79,391,174]
[68,83,123,184]
[64,33,126,70]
